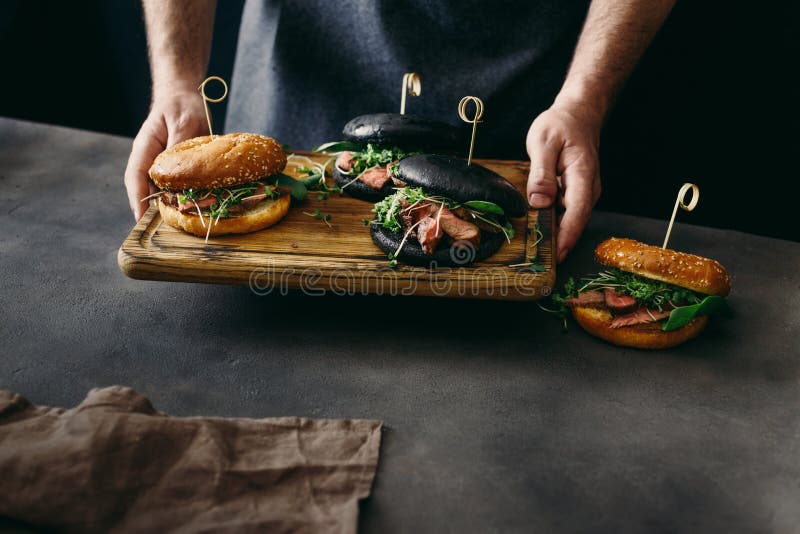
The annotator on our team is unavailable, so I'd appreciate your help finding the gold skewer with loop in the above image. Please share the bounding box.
[458,96,484,166]
[400,72,421,115]
[198,76,229,137]
[662,182,699,249]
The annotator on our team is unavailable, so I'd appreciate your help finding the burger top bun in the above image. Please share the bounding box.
[343,113,461,153]
[595,238,731,296]
[149,133,287,191]
[397,154,528,218]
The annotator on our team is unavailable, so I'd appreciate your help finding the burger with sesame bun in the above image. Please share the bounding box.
[147,133,294,239]
[555,238,732,349]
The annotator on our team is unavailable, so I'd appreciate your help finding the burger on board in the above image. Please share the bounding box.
[147,133,296,240]
[316,113,461,202]
[369,154,528,267]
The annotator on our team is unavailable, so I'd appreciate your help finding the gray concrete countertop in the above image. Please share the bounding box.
[1,117,799,533]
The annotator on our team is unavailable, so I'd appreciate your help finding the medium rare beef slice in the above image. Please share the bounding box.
[417,216,444,254]
[336,151,354,171]
[359,166,391,190]
[438,207,480,247]
[610,307,671,328]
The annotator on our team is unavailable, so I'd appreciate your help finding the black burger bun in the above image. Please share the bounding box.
[332,164,396,202]
[370,224,506,267]
[343,113,461,153]
[397,154,528,218]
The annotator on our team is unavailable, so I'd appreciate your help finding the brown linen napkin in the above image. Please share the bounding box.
[0,386,382,533]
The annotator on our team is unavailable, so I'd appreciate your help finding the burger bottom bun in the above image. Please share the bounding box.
[370,224,506,267]
[333,165,394,202]
[571,306,708,350]
[158,194,291,237]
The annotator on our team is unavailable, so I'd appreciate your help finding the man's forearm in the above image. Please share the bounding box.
[142,0,217,96]
[556,0,676,122]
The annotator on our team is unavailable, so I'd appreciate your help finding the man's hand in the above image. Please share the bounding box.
[526,100,602,263]
[124,89,207,220]
[525,0,676,262]
[126,0,216,220]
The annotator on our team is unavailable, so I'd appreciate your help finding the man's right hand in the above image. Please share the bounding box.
[124,88,208,220]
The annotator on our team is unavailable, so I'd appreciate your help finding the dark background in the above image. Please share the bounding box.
[1,1,797,242]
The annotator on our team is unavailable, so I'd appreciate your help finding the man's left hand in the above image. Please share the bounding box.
[525,100,603,263]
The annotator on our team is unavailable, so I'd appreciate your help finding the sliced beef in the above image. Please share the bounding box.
[417,216,444,254]
[400,201,435,230]
[386,162,404,187]
[240,185,271,209]
[359,166,391,190]
[225,204,244,216]
[161,192,175,206]
[335,151,354,172]
[604,288,637,313]
[177,195,216,213]
[438,206,480,247]
[610,307,671,328]
[564,290,605,308]
[410,202,436,224]
[398,201,482,251]
[240,194,267,209]
[451,207,503,233]
[399,199,414,229]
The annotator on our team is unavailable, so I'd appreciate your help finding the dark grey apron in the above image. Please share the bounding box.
[226,0,589,159]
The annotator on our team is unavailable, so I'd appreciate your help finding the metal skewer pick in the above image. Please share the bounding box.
[458,96,484,166]
[400,73,421,115]
[662,182,699,249]
[198,76,229,137]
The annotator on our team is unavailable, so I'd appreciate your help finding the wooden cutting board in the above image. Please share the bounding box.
[118,152,556,301]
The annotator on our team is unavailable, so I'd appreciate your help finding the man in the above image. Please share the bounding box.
[125,0,675,262]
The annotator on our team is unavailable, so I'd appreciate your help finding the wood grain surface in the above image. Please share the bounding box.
[118,152,556,300]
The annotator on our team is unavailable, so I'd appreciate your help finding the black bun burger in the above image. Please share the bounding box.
[369,154,528,267]
[316,113,461,202]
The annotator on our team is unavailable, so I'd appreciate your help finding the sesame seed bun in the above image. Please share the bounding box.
[158,194,290,237]
[571,306,709,349]
[149,133,287,191]
[594,238,731,296]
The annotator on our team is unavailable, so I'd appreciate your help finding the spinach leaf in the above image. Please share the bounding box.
[662,295,732,331]
[301,172,324,188]
[273,174,308,201]
[313,140,363,153]
[463,200,505,215]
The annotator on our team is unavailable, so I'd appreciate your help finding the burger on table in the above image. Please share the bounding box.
[556,238,732,349]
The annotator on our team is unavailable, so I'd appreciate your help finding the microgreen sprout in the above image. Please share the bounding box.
[286,154,341,199]
[341,144,419,176]
[303,209,332,228]
[509,224,545,271]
